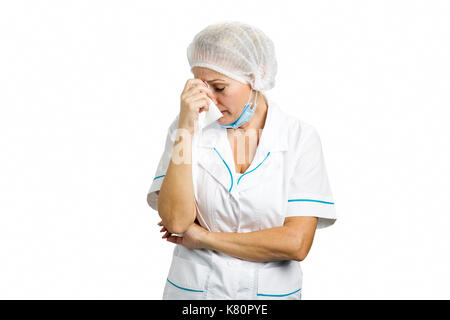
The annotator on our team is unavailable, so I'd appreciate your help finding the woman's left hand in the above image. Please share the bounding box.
[158,220,209,250]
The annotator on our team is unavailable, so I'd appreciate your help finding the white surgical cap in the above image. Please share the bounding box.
[187,21,277,92]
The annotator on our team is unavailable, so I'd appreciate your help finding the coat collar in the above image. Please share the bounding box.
[193,95,289,193]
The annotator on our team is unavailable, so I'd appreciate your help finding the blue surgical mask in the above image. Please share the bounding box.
[219,90,259,129]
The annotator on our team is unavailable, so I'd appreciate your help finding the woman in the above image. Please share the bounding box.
[147,21,337,300]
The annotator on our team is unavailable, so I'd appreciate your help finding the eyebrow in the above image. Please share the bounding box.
[206,79,226,83]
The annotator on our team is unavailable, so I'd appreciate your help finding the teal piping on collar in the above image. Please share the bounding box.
[237,152,271,185]
[213,147,234,192]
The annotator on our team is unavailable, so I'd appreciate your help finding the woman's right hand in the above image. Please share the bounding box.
[178,79,216,134]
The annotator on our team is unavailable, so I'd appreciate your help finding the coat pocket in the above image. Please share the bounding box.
[163,255,210,300]
[256,260,302,300]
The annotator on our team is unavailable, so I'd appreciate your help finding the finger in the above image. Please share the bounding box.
[201,86,214,100]
[162,231,171,239]
[186,79,213,96]
[166,237,177,244]
[184,97,210,115]
[167,235,183,245]
[198,102,210,114]
[190,96,210,108]
[184,86,213,102]
[166,235,179,244]
[184,79,207,94]
[183,78,202,92]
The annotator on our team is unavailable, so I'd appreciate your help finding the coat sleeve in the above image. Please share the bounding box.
[286,123,337,229]
[147,115,179,211]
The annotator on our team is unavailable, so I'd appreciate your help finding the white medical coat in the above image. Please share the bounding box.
[147,96,337,300]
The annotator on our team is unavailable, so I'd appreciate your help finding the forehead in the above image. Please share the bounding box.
[192,66,230,82]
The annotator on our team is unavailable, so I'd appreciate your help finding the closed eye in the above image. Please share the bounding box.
[214,87,225,92]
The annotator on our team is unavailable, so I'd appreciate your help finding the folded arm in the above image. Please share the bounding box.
[160,203,319,262]
[199,216,318,262]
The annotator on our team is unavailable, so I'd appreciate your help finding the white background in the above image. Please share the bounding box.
[1,0,449,299]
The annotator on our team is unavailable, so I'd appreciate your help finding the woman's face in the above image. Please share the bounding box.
[192,66,253,126]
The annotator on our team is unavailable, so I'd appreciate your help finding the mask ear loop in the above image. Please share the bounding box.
[251,89,259,110]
